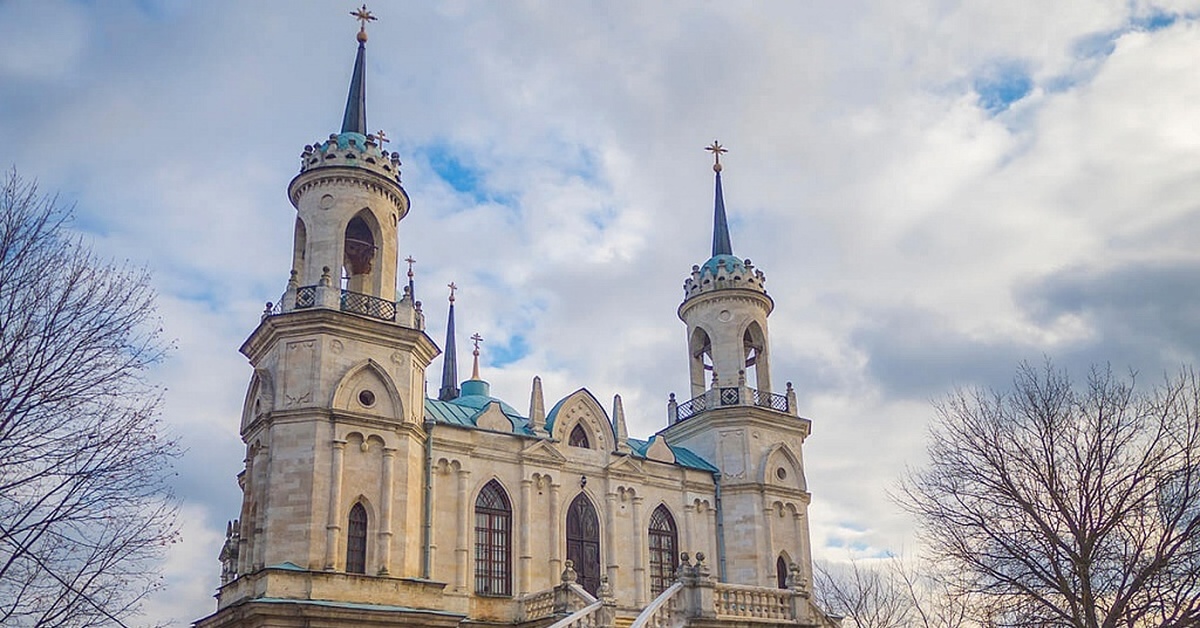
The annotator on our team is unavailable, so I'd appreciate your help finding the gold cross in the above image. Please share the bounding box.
[447,282,457,303]
[471,333,484,353]
[351,5,377,31]
[376,130,389,144]
[705,140,727,171]
[404,255,416,278]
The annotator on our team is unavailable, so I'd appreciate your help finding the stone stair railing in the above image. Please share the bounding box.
[524,560,616,628]
[629,581,685,628]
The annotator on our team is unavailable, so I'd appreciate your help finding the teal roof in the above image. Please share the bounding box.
[629,436,719,473]
[424,379,533,435]
[700,253,745,277]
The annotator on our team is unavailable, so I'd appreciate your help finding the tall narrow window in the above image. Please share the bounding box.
[776,555,788,589]
[474,480,512,596]
[648,505,678,596]
[347,503,367,574]
[569,424,590,449]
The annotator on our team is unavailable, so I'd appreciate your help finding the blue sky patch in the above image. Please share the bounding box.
[489,333,530,367]
[423,144,487,202]
[974,61,1032,114]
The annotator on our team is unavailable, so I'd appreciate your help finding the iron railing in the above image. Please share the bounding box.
[340,289,397,321]
[275,285,396,322]
[676,386,790,422]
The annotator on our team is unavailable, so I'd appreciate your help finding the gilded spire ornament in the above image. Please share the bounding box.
[705,140,728,172]
[470,333,484,380]
[351,5,376,42]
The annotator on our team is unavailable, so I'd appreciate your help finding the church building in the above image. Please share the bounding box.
[197,9,839,628]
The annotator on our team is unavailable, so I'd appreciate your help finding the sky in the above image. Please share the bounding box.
[3,0,1200,624]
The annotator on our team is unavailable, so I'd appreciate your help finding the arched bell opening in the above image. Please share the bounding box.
[688,326,713,398]
[342,209,381,295]
[292,217,308,281]
[743,321,771,393]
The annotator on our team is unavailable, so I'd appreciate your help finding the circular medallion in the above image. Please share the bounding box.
[718,309,733,322]
[319,194,335,210]
[358,390,376,407]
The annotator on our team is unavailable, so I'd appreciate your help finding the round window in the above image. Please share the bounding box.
[358,390,376,407]
[776,467,787,481]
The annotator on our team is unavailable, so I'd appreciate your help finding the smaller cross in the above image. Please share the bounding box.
[351,5,377,31]
[405,256,416,279]
[469,333,484,380]
[447,281,457,303]
[470,333,484,354]
[376,130,390,144]
[705,140,728,172]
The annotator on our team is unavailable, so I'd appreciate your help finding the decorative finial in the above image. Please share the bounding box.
[705,140,727,172]
[351,5,376,43]
[376,129,389,144]
[447,281,457,303]
[470,333,484,380]
[405,256,416,279]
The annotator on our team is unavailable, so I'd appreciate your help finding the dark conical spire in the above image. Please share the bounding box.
[341,39,368,135]
[438,284,460,401]
[712,170,733,257]
[706,140,733,257]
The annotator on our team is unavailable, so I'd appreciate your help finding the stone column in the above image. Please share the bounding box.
[519,478,532,595]
[324,439,347,570]
[605,492,619,590]
[683,499,695,560]
[455,468,471,591]
[760,499,775,587]
[632,496,645,605]
[549,481,562,579]
[378,446,396,575]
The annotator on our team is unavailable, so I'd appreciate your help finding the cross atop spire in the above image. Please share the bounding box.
[708,140,734,257]
[470,333,484,380]
[340,6,374,135]
[447,282,458,303]
[706,140,727,173]
[351,5,376,42]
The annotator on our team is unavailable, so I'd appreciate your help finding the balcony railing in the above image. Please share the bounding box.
[280,285,396,322]
[673,386,792,423]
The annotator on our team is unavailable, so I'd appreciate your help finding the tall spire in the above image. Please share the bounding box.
[706,141,733,257]
[341,5,376,135]
[438,283,459,401]
[469,333,484,380]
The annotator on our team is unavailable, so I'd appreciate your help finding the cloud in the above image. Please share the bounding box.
[4,1,1200,622]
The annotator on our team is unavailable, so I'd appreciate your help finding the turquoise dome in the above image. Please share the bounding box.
[700,254,745,277]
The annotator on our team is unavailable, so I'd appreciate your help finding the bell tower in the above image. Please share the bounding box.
[208,9,448,625]
[661,143,815,593]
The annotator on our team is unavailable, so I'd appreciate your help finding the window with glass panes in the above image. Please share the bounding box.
[474,480,512,595]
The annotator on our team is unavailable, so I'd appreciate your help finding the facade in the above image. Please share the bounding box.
[197,16,838,628]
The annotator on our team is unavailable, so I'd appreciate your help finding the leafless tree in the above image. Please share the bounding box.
[899,361,1200,627]
[814,556,977,628]
[0,170,179,627]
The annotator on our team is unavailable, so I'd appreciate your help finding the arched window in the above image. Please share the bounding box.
[474,480,512,596]
[776,555,788,589]
[648,505,678,596]
[347,503,368,574]
[568,424,590,449]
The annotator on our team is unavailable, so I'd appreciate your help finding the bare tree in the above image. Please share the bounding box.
[0,170,179,627]
[814,556,977,628]
[899,361,1200,627]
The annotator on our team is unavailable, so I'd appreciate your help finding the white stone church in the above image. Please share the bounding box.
[196,11,839,628]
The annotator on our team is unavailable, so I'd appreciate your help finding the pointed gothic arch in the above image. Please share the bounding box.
[331,359,404,421]
[688,326,714,397]
[648,504,678,596]
[347,502,368,574]
[292,216,308,280]
[474,480,512,596]
[549,389,614,452]
[343,208,381,294]
[742,320,771,392]
[760,442,806,491]
[568,423,591,449]
[566,493,601,596]
[240,369,274,431]
[776,554,789,589]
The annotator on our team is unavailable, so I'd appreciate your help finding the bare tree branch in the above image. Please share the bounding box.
[0,169,179,628]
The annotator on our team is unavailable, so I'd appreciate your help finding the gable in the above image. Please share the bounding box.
[546,388,613,451]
